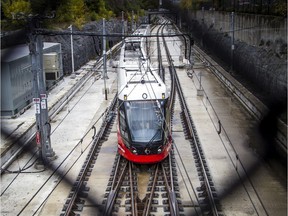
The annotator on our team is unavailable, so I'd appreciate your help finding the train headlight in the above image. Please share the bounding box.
[162,93,165,99]
[131,147,138,155]
[157,147,162,154]
[124,94,127,100]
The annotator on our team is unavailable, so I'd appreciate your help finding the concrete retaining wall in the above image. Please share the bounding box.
[42,20,123,75]
[190,10,287,58]
[181,10,287,106]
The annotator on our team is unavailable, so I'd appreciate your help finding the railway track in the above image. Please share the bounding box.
[160,22,222,215]
[61,95,118,215]
[102,152,184,216]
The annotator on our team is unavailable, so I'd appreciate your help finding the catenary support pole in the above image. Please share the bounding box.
[102,18,108,100]
[230,12,235,73]
[69,24,75,78]
[122,11,125,41]
[29,19,56,166]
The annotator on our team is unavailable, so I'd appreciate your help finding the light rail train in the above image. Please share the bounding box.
[117,24,172,164]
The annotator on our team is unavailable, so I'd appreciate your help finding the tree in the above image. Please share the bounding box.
[2,0,32,19]
[29,0,58,15]
[56,0,87,27]
[180,0,192,9]
[87,0,115,20]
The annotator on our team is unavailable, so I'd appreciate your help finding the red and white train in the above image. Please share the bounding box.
[117,24,172,164]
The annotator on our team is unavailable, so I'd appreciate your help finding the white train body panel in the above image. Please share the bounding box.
[118,24,168,102]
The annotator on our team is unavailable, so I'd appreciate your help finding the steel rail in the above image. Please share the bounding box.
[174,66,219,215]
[172,50,219,215]
[103,156,128,215]
[129,162,137,216]
[142,164,159,216]
[162,22,219,215]
[161,155,180,216]
[62,95,118,216]
[155,21,181,215]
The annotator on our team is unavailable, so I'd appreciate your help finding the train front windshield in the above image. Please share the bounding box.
[125,100,164,143]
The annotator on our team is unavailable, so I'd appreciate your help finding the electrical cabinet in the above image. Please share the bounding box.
[1,43,63,117]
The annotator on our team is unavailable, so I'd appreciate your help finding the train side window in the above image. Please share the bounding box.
[119,110,129,140]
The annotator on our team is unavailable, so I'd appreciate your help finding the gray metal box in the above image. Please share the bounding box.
[1,42,63,117]
[44,52,60,81]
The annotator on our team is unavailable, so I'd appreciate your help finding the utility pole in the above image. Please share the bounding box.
[230,12,235,74]
[102,18,108,100]
[201,7,204,47]
[122,11,125,41]
[68,25,75,79]
[131,10,134,32]
[29,17,56,167]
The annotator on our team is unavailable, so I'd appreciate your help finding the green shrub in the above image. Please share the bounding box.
[2,0,32,19]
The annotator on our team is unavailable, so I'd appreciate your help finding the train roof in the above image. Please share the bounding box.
[123,24,150,44]
[117,65,168,101]
[133,24,149,36]
[117,27,167,101]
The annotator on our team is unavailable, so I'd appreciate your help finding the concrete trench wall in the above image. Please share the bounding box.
[182,10,287,105]
[192,10,287,56]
